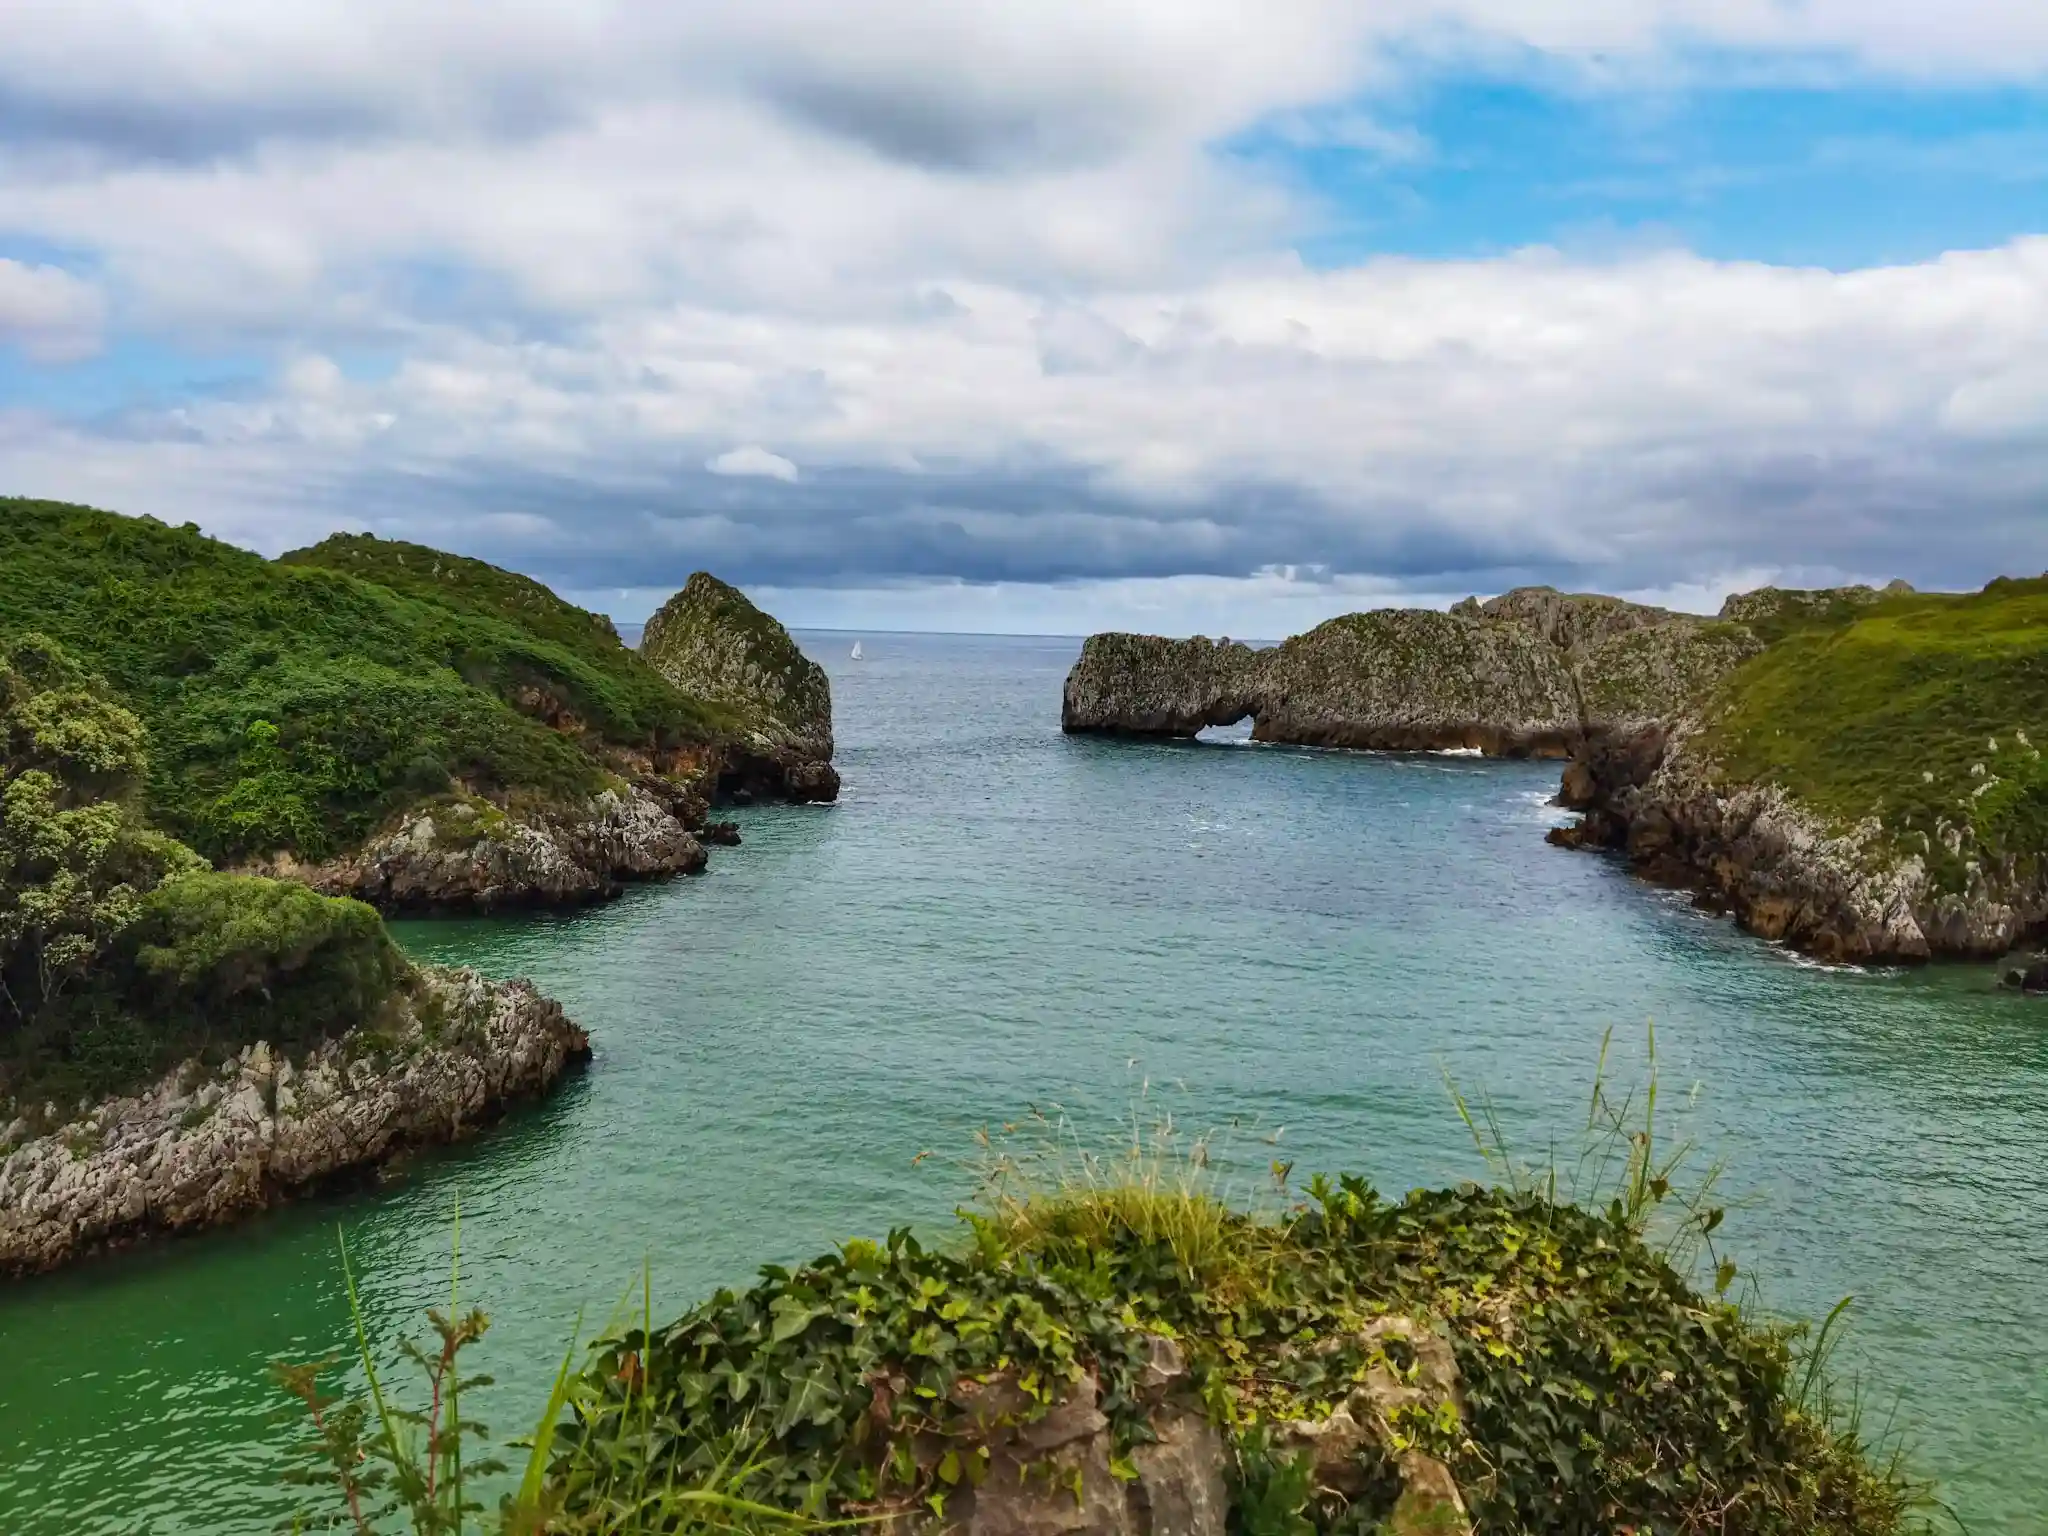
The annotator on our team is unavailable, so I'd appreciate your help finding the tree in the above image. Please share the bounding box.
[0,634,204,1027]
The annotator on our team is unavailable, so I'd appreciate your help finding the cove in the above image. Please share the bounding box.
[1,632,2043,1533]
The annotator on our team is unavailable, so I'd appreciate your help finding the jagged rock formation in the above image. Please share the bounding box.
[1549,719,2048,962]
[244,784,708,911]
[1549,576,2047,962]
[1,968,590,1276]
[1063,588,1754,758]
[642,572,840,803]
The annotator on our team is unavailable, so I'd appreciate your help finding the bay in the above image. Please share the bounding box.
[1,631,2043,1532]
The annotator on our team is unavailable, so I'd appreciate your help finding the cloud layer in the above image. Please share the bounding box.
[2,1,2044,626]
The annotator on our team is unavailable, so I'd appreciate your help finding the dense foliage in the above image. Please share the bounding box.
[1701,575,2048,888]
[0,501,725,862]
[548,1178,1911,1536]
[0,632,406,1113]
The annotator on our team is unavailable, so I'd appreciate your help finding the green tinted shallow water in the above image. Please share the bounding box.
[2,632,2045,1533]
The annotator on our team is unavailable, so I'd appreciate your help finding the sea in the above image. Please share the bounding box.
[1,631,2043,1532]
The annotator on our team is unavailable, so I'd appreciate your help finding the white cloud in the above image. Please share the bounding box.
[0,260,105,362]
[707,445,800,482]
[0,2,2044,631]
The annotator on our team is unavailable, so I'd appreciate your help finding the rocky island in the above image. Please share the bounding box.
[1066,577,2047,964]
[641,570,841,805]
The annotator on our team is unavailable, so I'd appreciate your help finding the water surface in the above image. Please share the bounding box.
[2,632,2043,1531]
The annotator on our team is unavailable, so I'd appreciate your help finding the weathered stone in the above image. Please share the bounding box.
[642,572,839,804]
[0,969,590,1276]
[247,785,707,913]
[1062,589,1754,758]
[1276,1318,1472,1536]
[1555,721,2048,963]
[927,1337,1225,1536]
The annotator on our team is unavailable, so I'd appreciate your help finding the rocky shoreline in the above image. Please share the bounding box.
[1065,579,2047,967]
[1550,721,2048,963]
[0,968,590,1277]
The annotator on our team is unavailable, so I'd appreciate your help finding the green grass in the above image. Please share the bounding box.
[1699,576,2048,888]
[0,501,726,863]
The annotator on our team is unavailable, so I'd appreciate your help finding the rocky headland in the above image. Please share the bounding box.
[1067,577,2048,965]
[1062,587,1758,755]
[1,502,836,916]
[1548,580,2048,962]
[1,968,589,1276]
[641,571,842,805]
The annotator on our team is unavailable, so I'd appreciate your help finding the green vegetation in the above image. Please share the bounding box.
[0,631,406,1115]
[1700,576,2048,888]
[279,1073,1926,1536]
[641,573,832,754]
[0,500,727,864]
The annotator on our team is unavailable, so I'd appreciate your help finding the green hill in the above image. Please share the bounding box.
[0,500,726,864]
[1700,575,2048,888]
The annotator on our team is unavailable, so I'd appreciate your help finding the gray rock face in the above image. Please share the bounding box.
[928,1326,1470,1536]
[0,969,590,1276]
[1549,722,2048,962]
[253,784,706,912]
[926,1336,1230,1536]
[1062,588,1750,758]
[642,574,838,806]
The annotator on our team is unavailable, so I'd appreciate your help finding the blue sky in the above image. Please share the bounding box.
[1,3,2045,634]
[1247,68,2048,270]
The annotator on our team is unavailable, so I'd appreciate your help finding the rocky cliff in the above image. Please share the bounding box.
[0,967,590,1276]
[245,782,711,911]
[1547,575,2046,963]
[1063,587,1755,756]
[642,572,840,803]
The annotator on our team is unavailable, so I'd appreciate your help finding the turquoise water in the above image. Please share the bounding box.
[2,631,2044,1532]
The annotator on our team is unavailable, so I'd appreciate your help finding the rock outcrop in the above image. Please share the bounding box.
[1063,588,1754,758]
[0,968,590,1276]
[914,1329,1467,1536]
[642,572,840,804]
[247,784,708,912]
[1549,720,2048,962]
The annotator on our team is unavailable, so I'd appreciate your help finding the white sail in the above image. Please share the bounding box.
[850,640,864,660]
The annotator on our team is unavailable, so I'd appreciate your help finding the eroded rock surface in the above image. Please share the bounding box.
[925,1336,1229,1536]
[1,969,590,1276]
[643,572,840,803]
[249,784,707,912]
[1549,721,2048,962]
[1063,588,1751,758]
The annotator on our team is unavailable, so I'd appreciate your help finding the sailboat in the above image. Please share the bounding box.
[850,640,864,660]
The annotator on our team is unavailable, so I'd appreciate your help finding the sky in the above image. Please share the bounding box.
[1,2,2045,636]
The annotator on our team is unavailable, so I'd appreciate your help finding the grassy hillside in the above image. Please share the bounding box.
[1700,576,2048,884]
[0,501,723,863]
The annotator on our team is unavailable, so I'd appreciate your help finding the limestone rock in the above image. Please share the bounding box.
[1061,588,1746,758]
[925,1336,1227,1536]
[1550,721,2048,963]
[1275,1317,1472,1536]
[643,573,837,795]
[248,785,706,912]
[0,969,590,1276]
